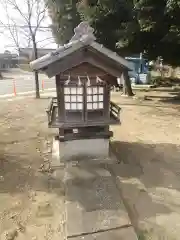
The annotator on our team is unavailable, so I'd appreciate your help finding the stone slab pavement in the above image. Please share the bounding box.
[62,160,138,240]
[70,227,137,240]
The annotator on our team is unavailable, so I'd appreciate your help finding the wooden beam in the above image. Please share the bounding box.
[56,75,65,122]
[49,118,120,129]
[104,83,110,119]
[58,130,113,142]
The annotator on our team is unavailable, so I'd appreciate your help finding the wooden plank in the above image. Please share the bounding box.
[62,62,106,77]
[87,56,122,79]
[103,83,110,119]
[62,130,113,141]
[56,75,65,122]
[46,49,86,78]
[83,81,87,122]
[46,47,123,81]
[49,118,120,129]
[88,45,128,72]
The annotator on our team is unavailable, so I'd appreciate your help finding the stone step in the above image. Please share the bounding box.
[64,161,138,240]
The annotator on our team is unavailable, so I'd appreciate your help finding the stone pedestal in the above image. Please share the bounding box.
[51,138,110,167]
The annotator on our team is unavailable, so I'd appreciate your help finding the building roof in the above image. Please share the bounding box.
[0,53,18,59]
[19,48,57,60]
[30,22,133,77]
[19,48,57,54]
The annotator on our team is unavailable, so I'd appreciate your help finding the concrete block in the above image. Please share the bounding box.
[51,138,62,168]
[52,138,110,164]
[61,139,109,161]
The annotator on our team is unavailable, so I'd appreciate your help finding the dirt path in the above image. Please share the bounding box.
[111,93,180,239]
[1,91,180,240]
[0,98,65,240]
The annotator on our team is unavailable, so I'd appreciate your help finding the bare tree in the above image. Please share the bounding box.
[0,0,48,98]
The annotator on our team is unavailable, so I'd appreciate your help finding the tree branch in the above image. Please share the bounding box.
[0,0,51,51]
[36,36,54,43]
[5,0,30,24]
[34,1,47,35]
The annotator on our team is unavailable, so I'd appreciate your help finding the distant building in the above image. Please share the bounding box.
[19,48,57,63]
[0,48,57,70]
[0,51,18,70]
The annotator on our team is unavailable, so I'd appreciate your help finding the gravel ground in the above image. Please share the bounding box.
[0,98,65,240]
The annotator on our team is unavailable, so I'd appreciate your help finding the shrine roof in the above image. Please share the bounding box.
[30,22,133,74]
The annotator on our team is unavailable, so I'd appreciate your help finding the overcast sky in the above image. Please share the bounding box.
[0,0,57,53]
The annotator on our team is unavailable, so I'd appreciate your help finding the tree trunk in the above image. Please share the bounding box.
[0,71,3,80]
[122,71,134,96]
[34,70,40,98]
[32,36,40,98]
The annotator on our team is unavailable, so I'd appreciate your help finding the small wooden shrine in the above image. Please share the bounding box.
[30,22,131,161]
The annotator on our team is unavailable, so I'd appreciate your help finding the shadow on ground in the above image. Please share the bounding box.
[65,162,124,212]
[143,90,180,104]
[111,141,180,189]
[110,141,180,235]
[57,140,180,219]
[113,89,180,105]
